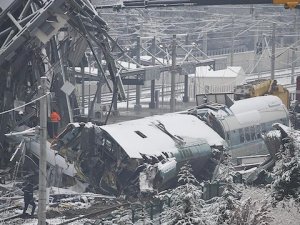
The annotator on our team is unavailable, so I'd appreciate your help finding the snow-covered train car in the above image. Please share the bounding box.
[187,95,290,159]
[100,113,226,192]
[51,113,226,195]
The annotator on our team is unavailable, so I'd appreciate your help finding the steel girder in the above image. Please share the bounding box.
[0,0,126,148]
[0,0,68,67]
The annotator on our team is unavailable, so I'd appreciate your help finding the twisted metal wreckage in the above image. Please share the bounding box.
[0,0,223,196]
[0,0,292,196]
[0,0,125,167]
[0,0,127,192]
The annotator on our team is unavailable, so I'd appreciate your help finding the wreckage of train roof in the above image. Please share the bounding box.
[100,113,226,159]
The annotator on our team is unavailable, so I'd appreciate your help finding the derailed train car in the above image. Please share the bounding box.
[186,95,290,160]
[51,113,226,195]
[51,95,290,195]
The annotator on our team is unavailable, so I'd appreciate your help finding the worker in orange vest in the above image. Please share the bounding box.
[50,109,61,138]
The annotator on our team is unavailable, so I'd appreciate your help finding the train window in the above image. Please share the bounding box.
[256,125,261,138]
[239,129,245,143]
[135,131,147,138]
[185,149,191,157]
[182,150,188,158]
[261,123,267,133]
[226,132,230,141]
[179,151,184,159]
[250,126,256,140]
[230,130,239,145]
[105,139,112,151]
[245,127,250,142]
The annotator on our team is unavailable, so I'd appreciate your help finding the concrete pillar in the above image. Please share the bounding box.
[170,35,177,112]
[271,23,276,80]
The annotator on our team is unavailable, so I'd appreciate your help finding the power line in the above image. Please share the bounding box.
[0,93,50,116]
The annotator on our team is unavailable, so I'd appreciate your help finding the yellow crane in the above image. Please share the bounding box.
[234,79,290,108]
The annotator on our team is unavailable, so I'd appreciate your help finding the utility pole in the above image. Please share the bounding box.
[81,64,85,115]
[161,46,166,108]
[88,55,91,118]
[126,14,130,111]
[38,77,47,225]
[253,13,258,74]
[185,34,189,46]
[96,49,102,105]
[230,16,235,66]
[149,37,156,109]
[183,34,189,103]
[170,34,177,112]
[292,48,296,84]
[203,31,208,58]
[271,22,276,80]
[134,35,142,111]
[292,11,297,84]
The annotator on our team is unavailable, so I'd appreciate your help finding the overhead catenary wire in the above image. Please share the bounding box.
[0,93,50,116]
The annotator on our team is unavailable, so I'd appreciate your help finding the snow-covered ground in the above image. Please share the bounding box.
[241,185,300,225]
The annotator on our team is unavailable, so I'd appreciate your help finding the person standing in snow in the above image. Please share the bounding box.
[50,109,61,138]
[22,178,36,217]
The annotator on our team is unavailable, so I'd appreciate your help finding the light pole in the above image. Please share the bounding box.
[160,44,167,108]
[126,47,130,111]
[38,77,47,225]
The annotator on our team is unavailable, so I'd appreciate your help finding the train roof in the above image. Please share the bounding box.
[220,95,289,129]
[230,95,285,114]
[101,113,226,159]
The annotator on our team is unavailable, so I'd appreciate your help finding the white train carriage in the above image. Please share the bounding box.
[223,95,289,158]
[188,95,290,160]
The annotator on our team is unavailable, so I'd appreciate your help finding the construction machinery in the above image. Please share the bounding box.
[234,80,290,108]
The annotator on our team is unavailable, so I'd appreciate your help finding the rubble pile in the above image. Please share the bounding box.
[155,163,272,225]
[270,129,300,202]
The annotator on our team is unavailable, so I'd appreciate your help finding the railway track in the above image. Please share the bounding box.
[56,202,130,225]
[0,205,23,223]
[1,202,130,224]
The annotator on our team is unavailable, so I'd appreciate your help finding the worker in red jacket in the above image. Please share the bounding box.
[50,109,61,138]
